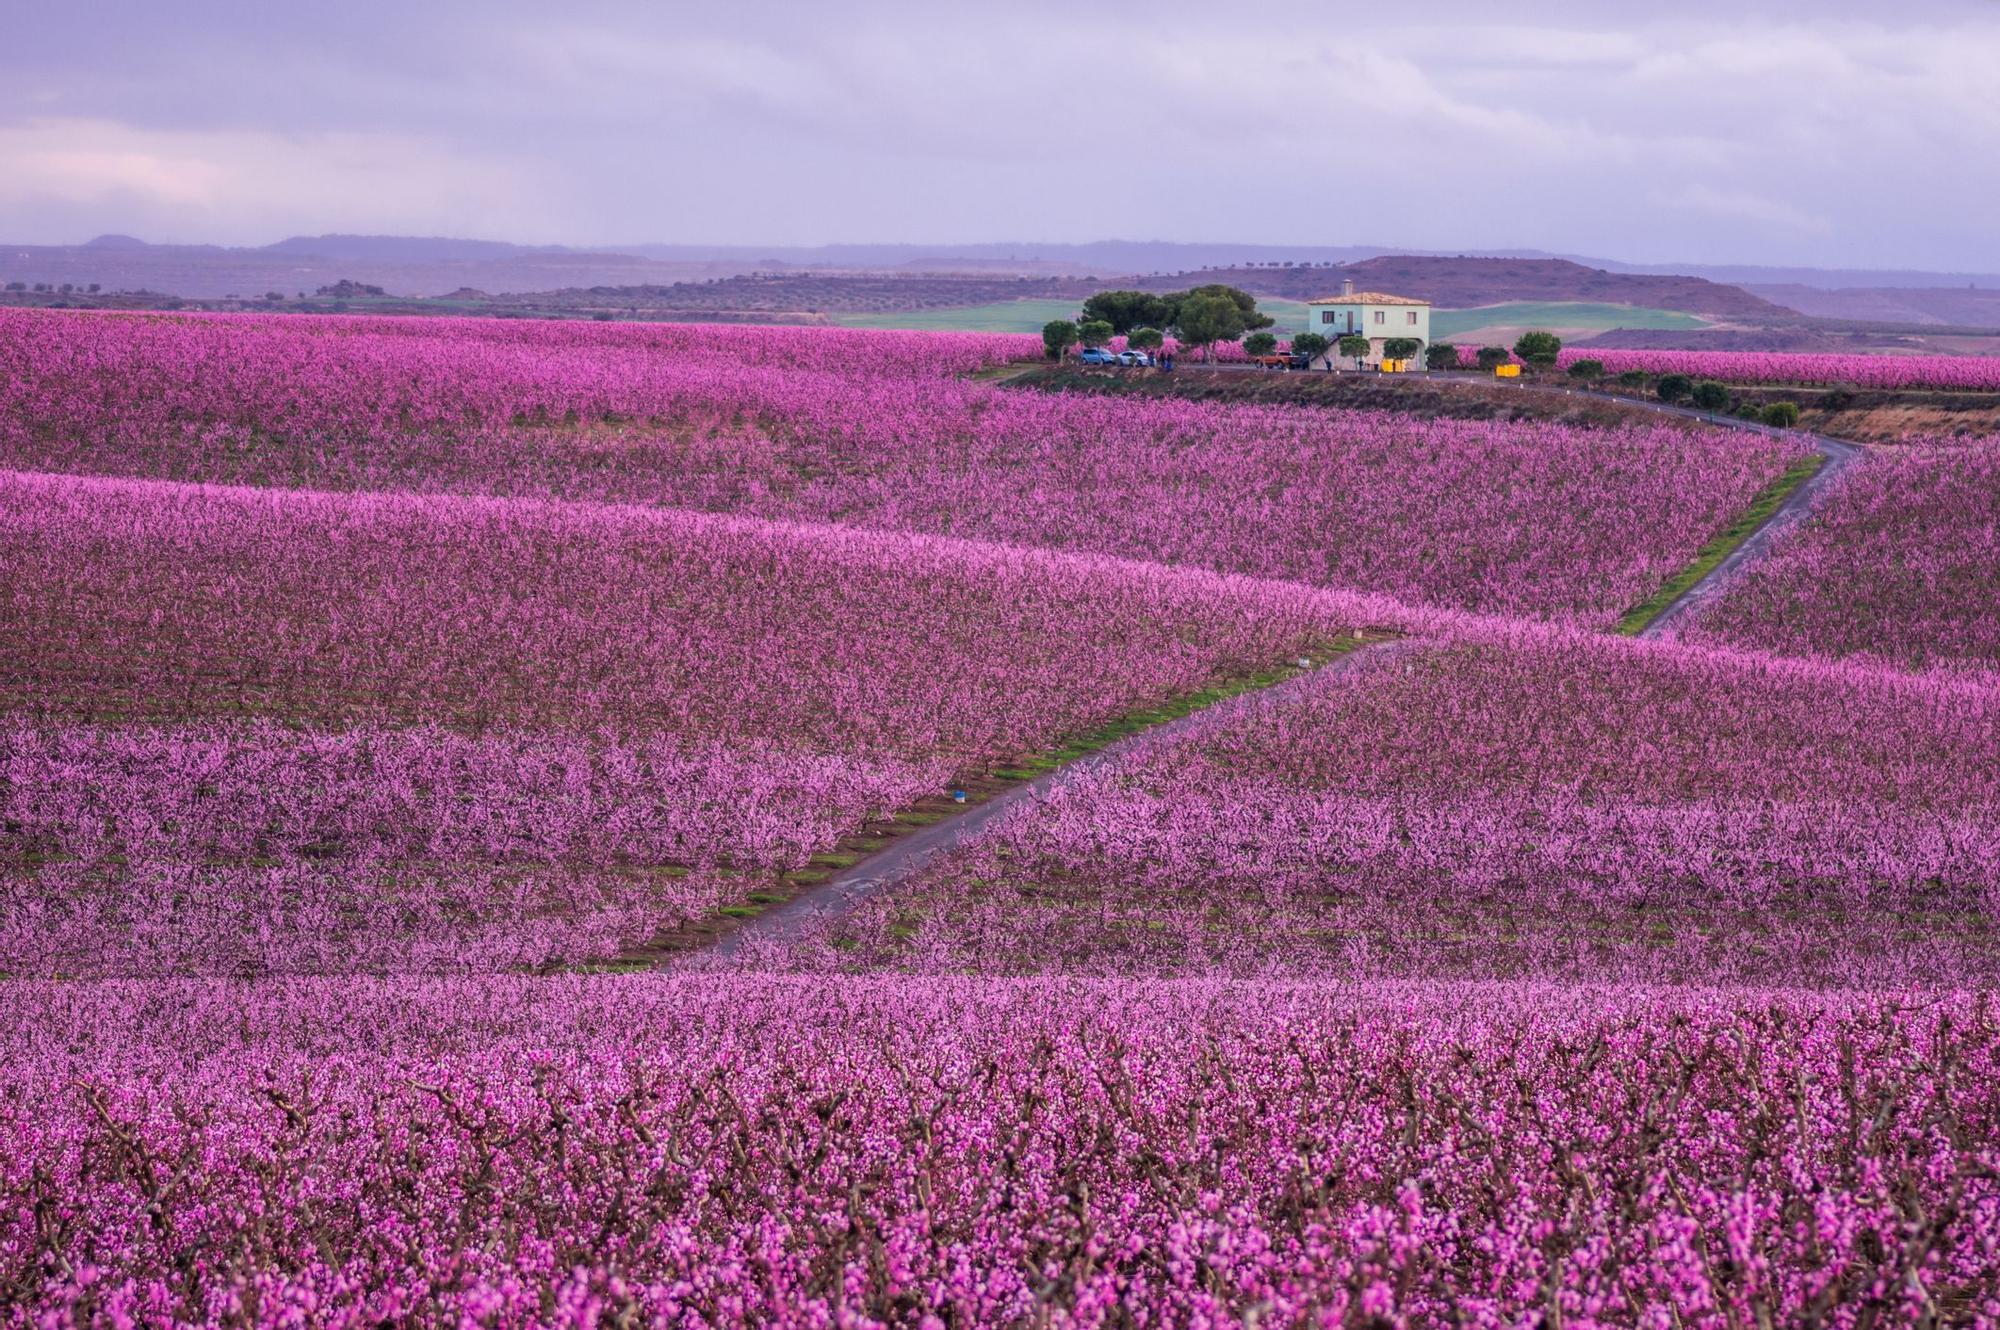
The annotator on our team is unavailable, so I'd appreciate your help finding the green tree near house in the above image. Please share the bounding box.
[1173,292,1251,361]
[1513,331,1562,368]
[1381,337,1422,364]
[1291,332,1330,365]
[1476,346,1511,371]
[1242,331,1279,356]
[1041,320,1078,361]
[1077,319,1115,348]
[1164,284,1272,335]
[1424,342,1459,371]
[1337,335,1371,369]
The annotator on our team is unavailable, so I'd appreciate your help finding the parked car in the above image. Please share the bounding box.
[1117,349,1152,367]
[1248,353,1291,370]
[1078,347,1119,365]
[1286,352,1316,370]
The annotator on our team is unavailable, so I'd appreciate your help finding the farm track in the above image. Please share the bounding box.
[680,366,1868,964]
[684,640,1413,965]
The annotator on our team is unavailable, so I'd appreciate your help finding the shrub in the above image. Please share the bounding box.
[1761,401,1801,428]
[1616,370,1649,388]
[1656,374,1694,404]
[1513,331,1562,368]
[1691,380,1732,412]
[1567,359,1605,381]
[1476,346,1511,371]
[1242,331,1278,357]
[1424,343,1458,371]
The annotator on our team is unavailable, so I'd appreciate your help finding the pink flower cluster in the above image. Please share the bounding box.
[803,625,2000,984]
[1551,347,2000,392]
[0,309,1805,623]
[6,976,1996,1328]
[1688,438,2000,675]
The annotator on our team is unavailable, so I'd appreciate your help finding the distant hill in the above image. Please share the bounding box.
[1,234,1976,318]
[81,233,152,250]
[1743,284,2000,328]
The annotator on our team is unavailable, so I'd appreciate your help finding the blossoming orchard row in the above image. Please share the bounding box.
[6,976,1996,1327]
[795,624,2000,986]
[0,308,1804,623]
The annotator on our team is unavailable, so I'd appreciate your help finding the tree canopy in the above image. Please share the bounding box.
[1041,320,1077,362]
[1173,293,1250,356]
[1079,291,1171,336]
[1513,331,1562,367]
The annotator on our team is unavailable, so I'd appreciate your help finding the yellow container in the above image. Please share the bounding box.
[1494,363,1521,378]
[1381,359,1403,373]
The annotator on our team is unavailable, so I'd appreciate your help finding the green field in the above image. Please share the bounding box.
[1431,302,1710,340]
[835,297,1315,335]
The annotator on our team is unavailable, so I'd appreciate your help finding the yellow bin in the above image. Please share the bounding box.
[1494,364,1521,378]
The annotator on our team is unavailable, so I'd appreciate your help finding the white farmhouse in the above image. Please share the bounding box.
[1303,279,1432,368]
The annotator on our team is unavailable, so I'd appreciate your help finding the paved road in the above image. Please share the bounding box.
[692,641,1411,965]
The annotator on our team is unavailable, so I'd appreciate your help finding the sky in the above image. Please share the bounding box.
[2,0,1998,269]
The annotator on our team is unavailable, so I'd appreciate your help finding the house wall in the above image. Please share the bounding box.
[1302,302,1433,366]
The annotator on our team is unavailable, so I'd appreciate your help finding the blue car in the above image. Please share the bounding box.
[1078,347,1119,365]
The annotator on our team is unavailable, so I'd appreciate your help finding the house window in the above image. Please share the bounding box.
[1321,311,1334,325]
[1407,311,1419,325]
[1373,310,1385,325]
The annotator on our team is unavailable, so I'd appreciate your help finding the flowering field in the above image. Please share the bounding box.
[799,626,2000,984]
[1552,347,2000,392]
[1,468,1389,974]
[5,311,1999,1325]
[7,977,1997,1327]
[1687,439,2000,675]
[0,308,1806,623]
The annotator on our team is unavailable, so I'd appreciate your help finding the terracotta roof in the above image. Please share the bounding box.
[1304,292,1430,307]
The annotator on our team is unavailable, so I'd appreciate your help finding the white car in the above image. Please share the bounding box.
[1117,349,1153,367]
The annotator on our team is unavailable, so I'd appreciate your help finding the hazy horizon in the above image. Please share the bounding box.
[5,1,1998,270]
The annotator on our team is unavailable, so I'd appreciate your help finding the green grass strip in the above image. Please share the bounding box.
[1614,453,1825,636]
[1034,635,1372,759]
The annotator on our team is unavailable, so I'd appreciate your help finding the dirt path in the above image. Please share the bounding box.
[1623,416,1862,640]
[690,641,1409,964]
[678,373,1865,964]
